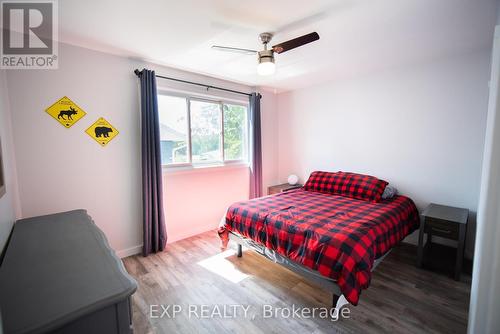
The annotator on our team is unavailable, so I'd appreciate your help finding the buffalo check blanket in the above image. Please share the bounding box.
[218,188,419,305]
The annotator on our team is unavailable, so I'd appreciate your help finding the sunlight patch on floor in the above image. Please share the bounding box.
[197,249,250,283]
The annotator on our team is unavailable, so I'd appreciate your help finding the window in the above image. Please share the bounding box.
[157,95,189,165]
[190,100,223,164]
[158,93,248,167]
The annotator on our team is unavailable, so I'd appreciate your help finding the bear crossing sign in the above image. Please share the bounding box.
[86,117,119,147]
[45,96,87,128]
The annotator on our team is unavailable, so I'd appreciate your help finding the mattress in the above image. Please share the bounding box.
[219,188,419,305]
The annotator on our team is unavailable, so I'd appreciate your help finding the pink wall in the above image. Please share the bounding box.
[163,166,250,243]
[260,90,279,191]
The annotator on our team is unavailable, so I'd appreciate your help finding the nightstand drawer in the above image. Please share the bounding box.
[268,184,303,195]
[424,217,458,239]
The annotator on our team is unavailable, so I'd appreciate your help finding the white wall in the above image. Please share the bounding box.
[277,50,492,257]
[5,43,278,256]
[0,70,21,254]
[6,44,143,257]
[468,24,500,334]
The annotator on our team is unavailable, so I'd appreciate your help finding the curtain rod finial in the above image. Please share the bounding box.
[134,69,142,76]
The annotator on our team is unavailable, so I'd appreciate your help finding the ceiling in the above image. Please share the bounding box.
[59,0,499,92]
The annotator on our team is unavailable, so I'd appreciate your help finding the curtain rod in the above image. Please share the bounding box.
[134,69,252,97]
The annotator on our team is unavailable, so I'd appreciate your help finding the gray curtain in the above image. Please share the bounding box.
[139,69,167,256]
[249,93,263,198]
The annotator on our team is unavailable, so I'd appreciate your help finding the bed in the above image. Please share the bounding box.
[218,171,420,308]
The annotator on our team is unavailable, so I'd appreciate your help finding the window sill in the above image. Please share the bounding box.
[163,162,249,175]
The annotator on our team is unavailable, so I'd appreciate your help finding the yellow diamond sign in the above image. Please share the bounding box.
[86,117,119,147]
[45,96,86,128]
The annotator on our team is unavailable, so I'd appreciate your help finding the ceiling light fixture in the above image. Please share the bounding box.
[257,49,275,76]
[212,32,319,77]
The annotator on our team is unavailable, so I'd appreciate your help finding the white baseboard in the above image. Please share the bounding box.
[116,245,142,258]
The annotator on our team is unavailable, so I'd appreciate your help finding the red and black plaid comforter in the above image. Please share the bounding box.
[219,189,419,305]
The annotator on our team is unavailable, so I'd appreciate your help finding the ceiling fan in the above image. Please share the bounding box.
[212,32,320,76]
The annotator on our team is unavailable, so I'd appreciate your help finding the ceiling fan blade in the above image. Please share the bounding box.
[272,32,320,54]
[211,45,257,55]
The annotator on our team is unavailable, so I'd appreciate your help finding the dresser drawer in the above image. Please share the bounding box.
[424,217,458,239]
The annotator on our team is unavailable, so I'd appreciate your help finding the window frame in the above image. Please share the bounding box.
[157,90,250,169]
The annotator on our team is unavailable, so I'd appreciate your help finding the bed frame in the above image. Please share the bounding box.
[228,231,390,310]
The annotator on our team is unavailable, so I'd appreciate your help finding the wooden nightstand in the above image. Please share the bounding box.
[417,203,468,280]
[267,183,303,195]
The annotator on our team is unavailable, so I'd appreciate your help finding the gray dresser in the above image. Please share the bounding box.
[0,210,137,334]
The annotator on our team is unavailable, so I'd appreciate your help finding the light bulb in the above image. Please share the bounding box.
[257,61,276,76]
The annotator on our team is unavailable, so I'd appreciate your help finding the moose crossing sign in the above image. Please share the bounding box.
[45,96,87,128]
[86,117,119,147]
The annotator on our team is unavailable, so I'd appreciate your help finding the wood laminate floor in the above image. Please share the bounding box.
[123,230,471,334]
